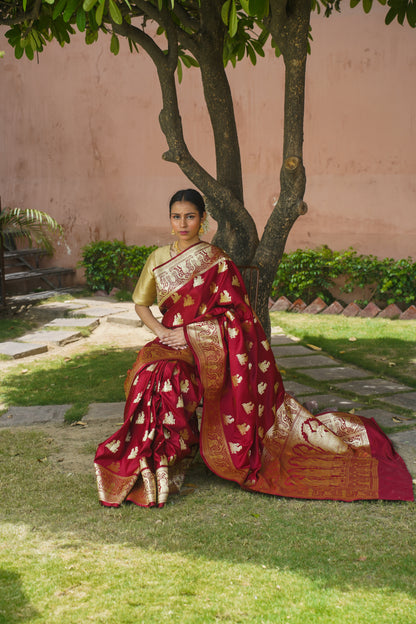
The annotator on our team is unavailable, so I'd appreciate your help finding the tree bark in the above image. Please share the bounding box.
[253,0,311,336]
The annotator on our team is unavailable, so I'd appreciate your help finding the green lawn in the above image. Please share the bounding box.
[0,428,415,624]
[271,312,416,388]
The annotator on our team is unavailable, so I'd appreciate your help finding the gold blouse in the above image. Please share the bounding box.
[132,245,172,306]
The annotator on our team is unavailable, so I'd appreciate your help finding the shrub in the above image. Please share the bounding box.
[79,240,157,293]
[271,246,416,307]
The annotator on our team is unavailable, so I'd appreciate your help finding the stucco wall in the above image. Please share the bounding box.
[0,4,415,283]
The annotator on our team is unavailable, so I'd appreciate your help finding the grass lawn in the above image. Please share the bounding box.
[0,428,415,624]
[271,312,416,388]
[1,309,415,623]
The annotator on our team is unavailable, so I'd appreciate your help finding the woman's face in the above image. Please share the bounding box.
[170,201,206,249]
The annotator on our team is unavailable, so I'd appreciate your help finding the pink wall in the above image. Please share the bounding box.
[1,4,415,282]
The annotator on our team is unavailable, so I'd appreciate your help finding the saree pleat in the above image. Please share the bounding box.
[94,242,414,506]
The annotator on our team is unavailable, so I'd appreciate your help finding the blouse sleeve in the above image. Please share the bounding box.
[132,252,157,306]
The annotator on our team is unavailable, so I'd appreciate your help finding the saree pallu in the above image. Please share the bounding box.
[95,242,414,506]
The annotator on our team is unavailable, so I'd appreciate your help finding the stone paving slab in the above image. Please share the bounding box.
[358,408,416,430]
[333,378,413,396]
[389,429,416,477]
[300,366,372,382]
[284,381,317,396]
[84,402,125,421]
[0,341,48,359]
[18,329,83,346]
[45,317,100,329]
[39,301,88,312]
[381,392,416,410]
[107,312,144,327]
[69,306,128,318]
[298,394,364,412]
[0,405,72,427]
[275,355,338,369]
[270,334,298,345]
[272,345,315,356]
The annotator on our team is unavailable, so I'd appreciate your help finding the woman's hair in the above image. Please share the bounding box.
[169,189,206,218]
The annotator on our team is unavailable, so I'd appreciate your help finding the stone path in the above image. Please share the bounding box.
[0,296,415,480]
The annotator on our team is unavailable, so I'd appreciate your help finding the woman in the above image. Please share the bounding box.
[94,189,414,507]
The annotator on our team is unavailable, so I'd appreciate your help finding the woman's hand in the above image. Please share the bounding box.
[158,327,187,350]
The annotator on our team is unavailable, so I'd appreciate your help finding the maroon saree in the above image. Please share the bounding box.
[94,242,414,506]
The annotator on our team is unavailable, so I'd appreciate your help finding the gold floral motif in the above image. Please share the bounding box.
[274,382,280,392]
[133,392,143,404]
[171,292,181,303]
[162,379,172,392]
[229,442,242,454]
[105,440,120,453]
[224,414,235,424]
[180,379,190,393]
[237,353,248,365]
[135,411,145,424]
[258,405,264,417]
[258,382,267,395]
[173,313,183,326]
[259,360,271,373]
[261,340,270,351]
[183,294,195,307]
[147,364,157,372]
[218,259,228,273]
[220,290,232,304]
[228,327,239,339]
[176,395,184,408]
[258,426,264,438]
[163,428,171,440]
[232,374,243,387]
[210,283,219,294]
[163,411,176,425]
[179,437,187,450]
[232,276,240,287]
[193,275,204,287]
[237,423,251,435]
[244,294,250,305]
[127,446,139,460]
[245,341,254,350]
[243,402,255,415]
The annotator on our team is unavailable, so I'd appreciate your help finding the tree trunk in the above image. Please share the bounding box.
[254,0,311,337]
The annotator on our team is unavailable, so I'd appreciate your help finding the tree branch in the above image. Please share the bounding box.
[0,0,41,25]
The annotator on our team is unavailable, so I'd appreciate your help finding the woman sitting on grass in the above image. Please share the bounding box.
[94,189,414,508]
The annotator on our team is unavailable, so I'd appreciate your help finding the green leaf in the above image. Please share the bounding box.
[249,0,269,18]
[110,33,120,54]
[385,5,397,23]
[362,0,372,12]
[83,0,98,11]
[53,0,68,20]
[95,0,105,25]
[14,44,24,59]
[23,0,27,8]
[109,0,123,24]
[25,45,34,60]
[246,42,256,65]
[229,0,237,37]
[240,0,250,12]
[221,0,231,24]
[350,0,361,7]
[63,0,80,22]
[76,8,87,30]
[407,2,416,27]
[177,57,183,83]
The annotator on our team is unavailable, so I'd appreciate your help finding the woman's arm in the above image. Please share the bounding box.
[135,305,186,350]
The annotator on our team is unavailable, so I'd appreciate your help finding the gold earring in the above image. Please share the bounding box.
[199,225,204,235]
[171,229,175,235]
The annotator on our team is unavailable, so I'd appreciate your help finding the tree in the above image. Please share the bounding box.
[1,0,415,334]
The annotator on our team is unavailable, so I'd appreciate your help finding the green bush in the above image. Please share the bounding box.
[271,246,416,307]
[79,240,157,293]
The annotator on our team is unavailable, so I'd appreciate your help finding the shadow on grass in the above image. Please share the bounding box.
[0,568,40,623]
[0,429,415,601]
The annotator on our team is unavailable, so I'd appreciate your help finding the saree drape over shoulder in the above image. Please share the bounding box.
[94,242,414,507]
